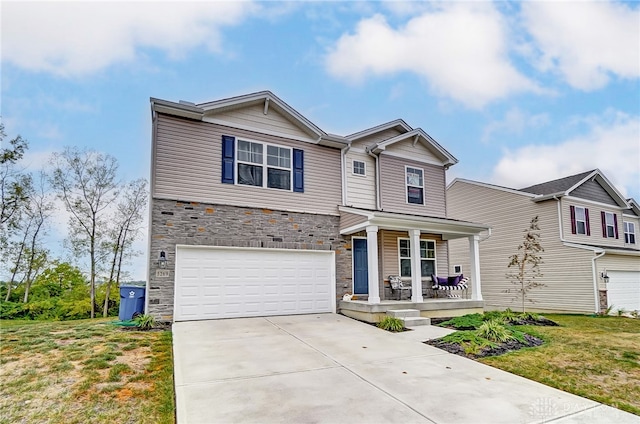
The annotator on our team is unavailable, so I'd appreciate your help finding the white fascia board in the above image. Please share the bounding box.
[198,91,326,140]
[565,169,629,208]
[347,119,412,141]
[562,195,629,210]
[202,117,321,145]
[602,248,640,257]
[151,99,204,120]
[447,178,538,198]
[372,128,457,166]
[561,242,604,252]
[531,192,566,202]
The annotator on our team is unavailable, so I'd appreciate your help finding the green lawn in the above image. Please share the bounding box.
[479,314,640,416]
[0,318,175,424]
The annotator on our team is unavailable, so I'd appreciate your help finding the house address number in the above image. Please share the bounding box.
[156,270,170,278]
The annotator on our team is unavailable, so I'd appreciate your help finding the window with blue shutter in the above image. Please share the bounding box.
[293,149,304,193]
[221,135,235,184]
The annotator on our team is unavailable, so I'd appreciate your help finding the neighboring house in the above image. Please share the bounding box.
[147,91,489,322]
[447,170,640,314]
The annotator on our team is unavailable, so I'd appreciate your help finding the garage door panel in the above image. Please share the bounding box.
[607,271,640,313]
[174,247,335,321]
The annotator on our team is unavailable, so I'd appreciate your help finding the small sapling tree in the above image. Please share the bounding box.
[506,216,545,313]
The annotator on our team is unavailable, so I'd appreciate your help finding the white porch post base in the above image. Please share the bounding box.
[366,225,381,304]
[409,229,424,302]
[469,235,483,301]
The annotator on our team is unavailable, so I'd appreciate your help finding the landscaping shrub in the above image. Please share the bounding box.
[134,314,156,331]
[377,316,405,332]
[476,320,514,343]
[437,313,484,330]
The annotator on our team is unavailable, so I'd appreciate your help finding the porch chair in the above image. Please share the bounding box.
[388,275,411,300]
[431,274,469,298]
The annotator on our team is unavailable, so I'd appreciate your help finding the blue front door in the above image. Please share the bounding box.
[353,238,368,294]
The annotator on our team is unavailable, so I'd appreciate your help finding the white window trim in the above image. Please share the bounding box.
[604,211,615,238]
[624,221,636,244]
[397,237,436,278]
[352,160,366,176]
[575,206,587,235]
[405,165,425,206]
[235,138,293,192]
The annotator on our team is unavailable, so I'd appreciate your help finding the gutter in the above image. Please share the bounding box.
[366,147,382,210]
[144,103,158,315]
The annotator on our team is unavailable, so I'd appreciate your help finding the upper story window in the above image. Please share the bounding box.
[398,238,436,277]
[570,205,590,235]
[624,221,636,244]
[237,139,291,190]
[406,166,424,205]
[601,211,618,239]
[352,160,366,176]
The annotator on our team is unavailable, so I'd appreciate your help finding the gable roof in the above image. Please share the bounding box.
[151,91,349,148]
[367,128,458,167]
[347,119,412,141]
[520,169,629,207]
[519,170,596,195]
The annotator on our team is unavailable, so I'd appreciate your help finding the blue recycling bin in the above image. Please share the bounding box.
[119,285,146,321]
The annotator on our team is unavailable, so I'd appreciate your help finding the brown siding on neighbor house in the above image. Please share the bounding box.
[379,154,446,217]
[561,198,637,250]
[447,181,597,313]
[153,114,342,216]
[204,103,313,141]
[571,179,619,206]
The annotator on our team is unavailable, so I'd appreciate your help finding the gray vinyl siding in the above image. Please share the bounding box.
[447,181,597,313]
[205,103,313,141]
[571,179,619,206]
[385,141,442,164]
[339,212,368,232]
[561,198,637,250]
[345,150,376,209]
[379,155,446,217]
[350,128,404,149]
[153,114,341,216]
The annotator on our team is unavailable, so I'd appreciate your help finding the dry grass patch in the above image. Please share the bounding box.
[480,314,640,416]
[0,318,174,424]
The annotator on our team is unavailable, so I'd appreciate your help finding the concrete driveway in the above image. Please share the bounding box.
[173,313,639,424]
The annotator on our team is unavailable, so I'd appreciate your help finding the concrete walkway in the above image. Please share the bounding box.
[173,313,639,424]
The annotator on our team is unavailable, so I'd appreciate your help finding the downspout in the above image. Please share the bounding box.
[145,103,158,316]
[366,147,382,210]
[340,145,350,206]
[554,196,566,243]
[591,251,606,313]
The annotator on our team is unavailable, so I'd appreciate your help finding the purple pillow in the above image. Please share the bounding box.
[437,276,448,285]
[447,275,461,286]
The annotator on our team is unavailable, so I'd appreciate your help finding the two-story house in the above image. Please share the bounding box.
[146,91,489,322]
[447,170,640,314]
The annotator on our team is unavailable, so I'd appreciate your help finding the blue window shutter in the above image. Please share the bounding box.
[221,135,235,184]
[293,149,304,193]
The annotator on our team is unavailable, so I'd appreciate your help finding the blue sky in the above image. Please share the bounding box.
[2,1,639,279]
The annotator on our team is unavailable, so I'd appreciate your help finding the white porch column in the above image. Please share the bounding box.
[366,226,381,304]
[409,229,424,302]
[469,235,483,301]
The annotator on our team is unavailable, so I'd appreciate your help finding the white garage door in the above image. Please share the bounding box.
[174,246,335,321]
[607,271,640,313]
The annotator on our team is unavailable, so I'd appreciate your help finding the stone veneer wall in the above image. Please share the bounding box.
[149,199,352,320]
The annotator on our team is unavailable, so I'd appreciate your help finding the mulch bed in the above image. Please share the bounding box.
[425,334,544,359]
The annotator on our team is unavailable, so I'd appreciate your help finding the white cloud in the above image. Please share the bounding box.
[325,3,540,108]
[490,110,640,198]
[482,107,550,142]
[2,2,258,76]
[521,1,640,90]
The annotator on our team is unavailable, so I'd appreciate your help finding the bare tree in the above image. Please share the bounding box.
[50,147,119,318]
[102,178,148,317]
[505,216,545,313]
[1,122,31,255]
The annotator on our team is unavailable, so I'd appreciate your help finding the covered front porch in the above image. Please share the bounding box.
[339,298,484,323]
[339,206,490,320]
